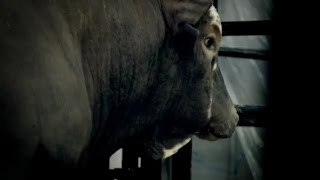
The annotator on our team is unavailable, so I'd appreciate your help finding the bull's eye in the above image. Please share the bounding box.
[204,37,215,49]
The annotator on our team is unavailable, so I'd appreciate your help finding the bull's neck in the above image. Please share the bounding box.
[76,0,167,149]
[79,0,165,103]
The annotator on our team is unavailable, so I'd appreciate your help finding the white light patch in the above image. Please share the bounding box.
[109,148,123,169]
[162,138,192,159]
[207,95,213,119]
[212,61,217,71]
[138,157,141,168]
[208,5,222,32]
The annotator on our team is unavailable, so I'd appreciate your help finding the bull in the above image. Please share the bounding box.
[0,0,239,179]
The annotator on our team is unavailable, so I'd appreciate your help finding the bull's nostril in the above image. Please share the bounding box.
[209,125,233,138]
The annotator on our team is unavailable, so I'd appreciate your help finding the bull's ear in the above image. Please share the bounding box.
[161,0,212,34]
[178,22,199,39]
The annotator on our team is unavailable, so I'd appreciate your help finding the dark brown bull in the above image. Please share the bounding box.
[0,0,238,179]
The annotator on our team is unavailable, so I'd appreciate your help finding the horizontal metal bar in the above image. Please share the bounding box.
[219,47,271,60]
[222,20,272,36]
[236,105,267,127]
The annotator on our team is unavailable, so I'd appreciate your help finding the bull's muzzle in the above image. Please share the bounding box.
[196,106,239,140]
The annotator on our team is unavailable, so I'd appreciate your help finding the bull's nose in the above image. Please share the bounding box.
[209,123,234,138]
[209,128,232,138]
[208,112,238,138]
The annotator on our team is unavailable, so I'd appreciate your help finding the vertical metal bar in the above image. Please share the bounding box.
[171,141,192,180]
[121,148,139,180]
[122,148,138,170]
[141,158,162,180]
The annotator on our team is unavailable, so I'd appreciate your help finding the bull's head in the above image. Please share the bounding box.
[172,5,239,140]
[144,3,239,159]
[192,6,239,140]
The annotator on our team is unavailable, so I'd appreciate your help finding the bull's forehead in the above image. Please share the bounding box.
[207,5,222,33]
